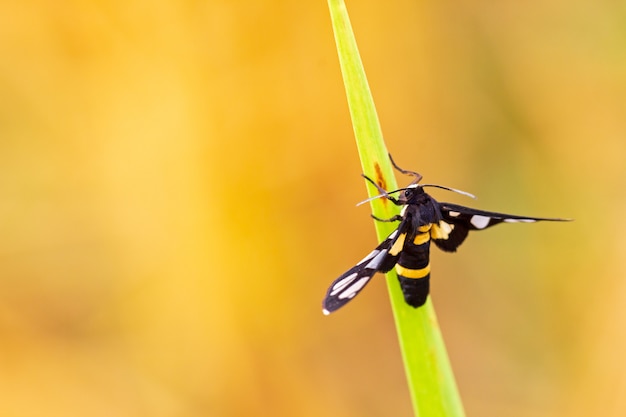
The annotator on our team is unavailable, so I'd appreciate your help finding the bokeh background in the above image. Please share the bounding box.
[1,1,625,416]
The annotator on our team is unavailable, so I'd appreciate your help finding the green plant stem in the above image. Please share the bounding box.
[327,1,466,416]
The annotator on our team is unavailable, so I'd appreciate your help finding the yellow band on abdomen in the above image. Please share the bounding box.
[396,263,430,279]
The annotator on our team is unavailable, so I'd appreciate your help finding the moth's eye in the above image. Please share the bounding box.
[404,189,413,198]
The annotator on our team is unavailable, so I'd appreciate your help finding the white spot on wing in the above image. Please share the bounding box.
[322,309,331,316]
[365,249,388,270]
[504,218,536,223]
[330,272,358,296]
[470,215,490,229]
[357,249,379,265]
[388,229,398,240]
[338,277,370,299]
[448,211,461,217]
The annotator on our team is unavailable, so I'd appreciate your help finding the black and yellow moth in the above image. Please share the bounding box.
[322,157,569,315]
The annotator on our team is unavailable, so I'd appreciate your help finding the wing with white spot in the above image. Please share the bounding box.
[322,219,409,314]
[432,202,569,253]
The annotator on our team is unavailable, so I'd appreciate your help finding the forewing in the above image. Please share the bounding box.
[432,202,568,252]
[322,219,409,314]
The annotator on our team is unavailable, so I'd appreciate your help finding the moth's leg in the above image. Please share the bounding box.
[389,154,422,185]
[371,214,403,223]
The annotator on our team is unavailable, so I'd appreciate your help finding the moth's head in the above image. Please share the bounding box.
[396,183,426,205]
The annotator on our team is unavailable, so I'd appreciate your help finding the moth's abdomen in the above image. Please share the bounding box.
[395,225,432,307]
[398,275,430,307]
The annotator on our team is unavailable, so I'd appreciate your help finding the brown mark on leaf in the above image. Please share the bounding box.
[373,162,387,206]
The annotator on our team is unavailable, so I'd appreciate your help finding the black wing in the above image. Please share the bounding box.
[323,219,409,314]
[431,202,569,253]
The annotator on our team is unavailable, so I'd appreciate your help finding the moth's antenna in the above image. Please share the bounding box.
[356,188,407,206]
[358,156,474,204]
[421,184,476,199]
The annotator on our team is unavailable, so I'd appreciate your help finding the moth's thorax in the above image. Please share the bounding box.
[398,186,441,235]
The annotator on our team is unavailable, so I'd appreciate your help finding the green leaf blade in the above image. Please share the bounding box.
[327,1,466,416]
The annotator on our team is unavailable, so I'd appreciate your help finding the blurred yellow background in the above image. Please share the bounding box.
[1,1,625,416]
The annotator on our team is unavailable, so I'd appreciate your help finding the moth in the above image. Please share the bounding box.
[322,156,569,315]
